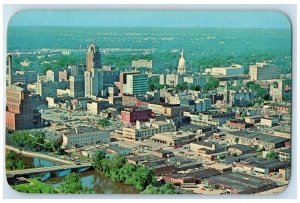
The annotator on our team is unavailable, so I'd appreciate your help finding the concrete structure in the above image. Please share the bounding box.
[62,127,109,149]
[233,157,291,175]
[249,62,281,81]
[199,111,236,127]
[132,59,152,70]
[6,86,41,131]
[225,119,254,130]
[46,70,59,82]
[35,80,58,99]
[244,115,262,124]
[121,119,176,142]
[223,83,255,107]
[204,172,277,194]
[151,131,197,146]
[269,79,284,102]
[226,131,289,150]
[12,71,38,84]
[70,75,85,98]
[123,73,148,95]
[87,101,109,115]
[86,42,101,71]
[6,53,13,87]
[159,73,184,87]
[121,107,152,124]
[69,64,85,76]
[205,64,244,76]
[260,115,279,127]
[59,69,68,82]
[195,98,212,112]
[228,144,256,155]
[85,67,120,98]
[147,103,189,118]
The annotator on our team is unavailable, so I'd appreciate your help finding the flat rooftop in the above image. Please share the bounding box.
[65,126,106,136]
[228,131,289,144]
[205,171,276,193]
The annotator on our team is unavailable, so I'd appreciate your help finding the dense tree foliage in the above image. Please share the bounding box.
[148,76,163,91]
[245,81,269,99]
[6,151,25,170]
[60,172,92,194]
[92,151,156,191]
[176,82,189,91]
[266,151,279,160]
[142,183,177,194]
[14,178,59,194]
[97,118,110,129]
[9,131,60,153]
[204,77,219,92]
[13,173,91,194]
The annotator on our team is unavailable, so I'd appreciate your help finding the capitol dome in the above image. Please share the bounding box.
[177,49,186,74]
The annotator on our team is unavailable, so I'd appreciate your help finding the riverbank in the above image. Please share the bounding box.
[5,145,73,165]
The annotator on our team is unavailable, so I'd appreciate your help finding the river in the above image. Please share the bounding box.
[8,153,139,194]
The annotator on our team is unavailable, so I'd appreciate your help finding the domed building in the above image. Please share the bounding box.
[177,49,187,74]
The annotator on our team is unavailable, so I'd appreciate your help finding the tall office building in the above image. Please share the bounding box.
[70,75,85,98]
[6,86,41,131]
[123,73,148,95]
[6,53,12,87]
[85,68,120,98]
[69,64,85,76]
[35,80,58,99]
[249,62,281,81]
[86,42,101,72]
[46,69,59,82]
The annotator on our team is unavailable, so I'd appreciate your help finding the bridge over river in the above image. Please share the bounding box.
[6,163,93,178]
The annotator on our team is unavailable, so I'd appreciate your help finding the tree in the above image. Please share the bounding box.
[176,82,189,91]
[245,81,269,99]
[142,183,177,194]
[204,77,219,92]
[92,150,106,171]
[6,151,25,170]
[14,178,58,194]
[190,84,201,91]
[266,151,278,160]
[130,166,155,191]
[158,183,177,194]
[98,118,110,129]
[60,173,92,194]
[234,137,240,144]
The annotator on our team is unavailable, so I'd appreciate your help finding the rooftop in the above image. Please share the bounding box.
[228,144,255,152]
[65,126,106,136]
[205,171,276,193]
[228,131,289,144]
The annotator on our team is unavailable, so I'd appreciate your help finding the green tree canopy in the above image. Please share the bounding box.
[204,77,219,92]
[60,172,92,194]
[6,151,25,170]
[14,178,58,194]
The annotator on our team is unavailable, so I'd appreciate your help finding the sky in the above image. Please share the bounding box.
[8,10,291,28]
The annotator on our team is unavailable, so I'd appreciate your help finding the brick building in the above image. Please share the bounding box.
[6,86,41,131]
[121,107,152,124]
